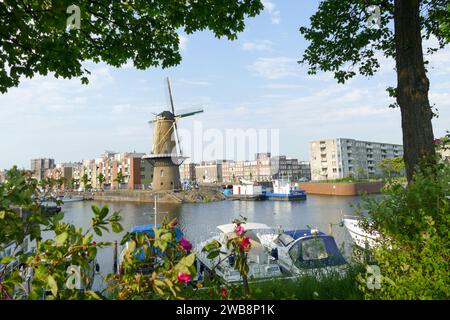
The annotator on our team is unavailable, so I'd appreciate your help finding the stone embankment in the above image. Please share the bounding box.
[90,187,225,204]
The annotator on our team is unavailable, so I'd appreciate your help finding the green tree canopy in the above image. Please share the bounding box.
[0,0,263,93]
[378,157,405,178]
[299,0,449,182]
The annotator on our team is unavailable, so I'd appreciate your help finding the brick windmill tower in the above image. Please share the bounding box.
[145,78,203,191]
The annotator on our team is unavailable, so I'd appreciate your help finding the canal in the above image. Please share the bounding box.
[59,195,364,290]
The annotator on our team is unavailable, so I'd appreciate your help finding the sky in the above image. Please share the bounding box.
[0,0,449,170]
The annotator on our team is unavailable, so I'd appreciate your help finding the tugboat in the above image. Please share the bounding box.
[265,178,307,201]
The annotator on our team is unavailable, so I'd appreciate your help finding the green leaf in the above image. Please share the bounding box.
[207,251,220,260]
[111,222,123,233]
[55,232,68,247]
[0,256,15,264]
[47,275,58,297]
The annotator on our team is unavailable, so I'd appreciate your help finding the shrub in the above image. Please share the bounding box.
[356,148,450,299]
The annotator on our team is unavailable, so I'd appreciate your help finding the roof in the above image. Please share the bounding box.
[217,223,271,234]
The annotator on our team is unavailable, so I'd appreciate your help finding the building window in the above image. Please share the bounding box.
[160,170,164,177]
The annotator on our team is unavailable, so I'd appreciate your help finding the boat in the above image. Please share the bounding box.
[1,236,98,298]
[117,224,185,275]
[58,195,84,203]
[195,223,283,284]
[342,216,380,249]
[265,179,307,201]
[258,228,347,278]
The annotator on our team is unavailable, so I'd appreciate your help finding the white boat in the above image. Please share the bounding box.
[59,195,84,203]
[195,223,283,283]
[342,216,380,249]
[259,228,348,278]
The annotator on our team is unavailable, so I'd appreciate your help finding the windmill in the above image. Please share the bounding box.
[144,78,203,191]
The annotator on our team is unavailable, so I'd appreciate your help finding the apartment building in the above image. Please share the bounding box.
[139,158,154,189]
[179,162,197,182]
[271,156,301,179]
[309,138,404,181]
[30,158,55,180]
[44,162,80,189]
[195,161,223,183]
[220,153,305,182]
[299,161,311,181]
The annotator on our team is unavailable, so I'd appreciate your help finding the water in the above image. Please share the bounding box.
[60,195,362,290]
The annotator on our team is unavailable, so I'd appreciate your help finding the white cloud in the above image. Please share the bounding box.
[263,83,305,90]
[262,0,281,24]
[242,40,274,52]
[179,34,188,51]
[247,57,299,80]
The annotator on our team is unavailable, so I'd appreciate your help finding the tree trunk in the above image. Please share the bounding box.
[394,0,435,182]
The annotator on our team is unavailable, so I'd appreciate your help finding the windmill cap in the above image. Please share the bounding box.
[157,111,175,120]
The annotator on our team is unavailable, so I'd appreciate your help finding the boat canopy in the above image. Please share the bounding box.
[217,223,271,234]
[128,224,184,241]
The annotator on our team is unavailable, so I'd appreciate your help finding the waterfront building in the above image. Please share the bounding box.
[299,161,311,181]
[195,160,223,183]
[44,162,80,189]
[179,162,197,182]
[30,158,55,181]
[271,155,300,179]
[309,138,404,181]
[140,158,154,189]
[110,152,146,190]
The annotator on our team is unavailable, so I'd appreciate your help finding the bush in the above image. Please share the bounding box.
[356,155,450,299]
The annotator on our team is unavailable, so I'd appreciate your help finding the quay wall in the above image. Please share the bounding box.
[299,182,384,196]
[92,190,182,203]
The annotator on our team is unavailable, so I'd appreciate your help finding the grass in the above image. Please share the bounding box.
[187,264,365,300]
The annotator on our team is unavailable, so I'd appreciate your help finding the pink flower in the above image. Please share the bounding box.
[179,237,192,252]
[433,139,442,145]
[234,225,244,235]
[177,272,191,284]
[240,236,251,252]
[92,241,97,246]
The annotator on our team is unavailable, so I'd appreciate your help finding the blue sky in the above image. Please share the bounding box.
[0,0,449,169]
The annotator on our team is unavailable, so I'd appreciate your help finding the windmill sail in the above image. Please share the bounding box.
[166,77,183,156]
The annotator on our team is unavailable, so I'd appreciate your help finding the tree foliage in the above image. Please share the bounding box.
[299,0,449,84]
[356,141,450,299]
[0,0,264,93]
[378,157,405,178]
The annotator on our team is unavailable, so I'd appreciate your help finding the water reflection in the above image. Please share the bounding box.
[60,195,362,290]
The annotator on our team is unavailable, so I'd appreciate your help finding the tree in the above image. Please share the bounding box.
[0,0,264,93]
[299,0,450,182]
[114,171,125,189]
[70,178,79,190]
[441,4,450,39]
[97,173,105,190]
[378,157,405,178]
[80,173,91,190]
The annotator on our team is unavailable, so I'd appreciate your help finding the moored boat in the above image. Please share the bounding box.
[195,223,283,283]
[342,216,380,249]
[265,179,307,201]
[259,228,347,278]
